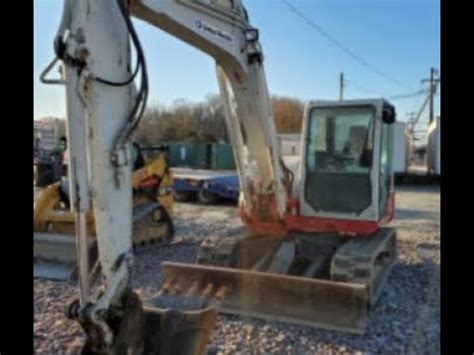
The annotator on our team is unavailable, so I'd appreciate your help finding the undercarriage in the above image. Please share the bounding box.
[160,228,397,334]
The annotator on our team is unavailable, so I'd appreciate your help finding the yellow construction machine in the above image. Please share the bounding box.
[34,146,174,280]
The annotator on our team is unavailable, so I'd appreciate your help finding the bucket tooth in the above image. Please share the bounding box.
[158,277,177,296]
[168,278,188,296]
[215,285,229,301]
[201,283,214,299]
[186,281,200,297]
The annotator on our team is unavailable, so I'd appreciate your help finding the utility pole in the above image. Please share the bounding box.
[339,72,344,101]
[421,67,440,124]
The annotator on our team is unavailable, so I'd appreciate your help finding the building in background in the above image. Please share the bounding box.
[278,134,302,156]
[427,116,440,176]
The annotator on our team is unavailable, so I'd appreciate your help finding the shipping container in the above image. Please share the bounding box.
[211,142,236,170]
[167,142,210,169]
[145,142,236,170]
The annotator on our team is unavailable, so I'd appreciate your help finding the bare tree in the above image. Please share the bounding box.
[133,94,304,145]
[272,96,304,134]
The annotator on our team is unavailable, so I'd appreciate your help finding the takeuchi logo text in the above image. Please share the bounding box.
[195,20,232,42]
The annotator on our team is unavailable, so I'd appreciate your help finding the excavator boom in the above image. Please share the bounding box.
[130,0,289,224]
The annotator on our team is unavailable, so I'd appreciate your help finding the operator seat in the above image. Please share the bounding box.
[343,125,368,157]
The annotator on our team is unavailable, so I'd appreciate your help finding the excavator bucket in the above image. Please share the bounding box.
[160,262,369,334]
[71,289,217,355]
[141,301,217,354]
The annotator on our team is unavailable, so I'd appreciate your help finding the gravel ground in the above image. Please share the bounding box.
[34,185,440,354]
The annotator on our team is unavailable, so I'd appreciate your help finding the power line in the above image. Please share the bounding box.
[409,89,427,114]
[345,79,381,96]
[280,0,414,91]
[345,78,427,100]
[388,90,428,100]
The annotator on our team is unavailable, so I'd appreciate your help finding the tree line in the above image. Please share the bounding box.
[133,94,304,145]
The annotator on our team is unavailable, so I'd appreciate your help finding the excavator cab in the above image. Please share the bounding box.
[299,99,396,224]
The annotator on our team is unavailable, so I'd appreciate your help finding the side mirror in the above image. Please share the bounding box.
[382,107,395,124]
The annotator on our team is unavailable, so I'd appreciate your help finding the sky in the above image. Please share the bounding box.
[34,0,440,127]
